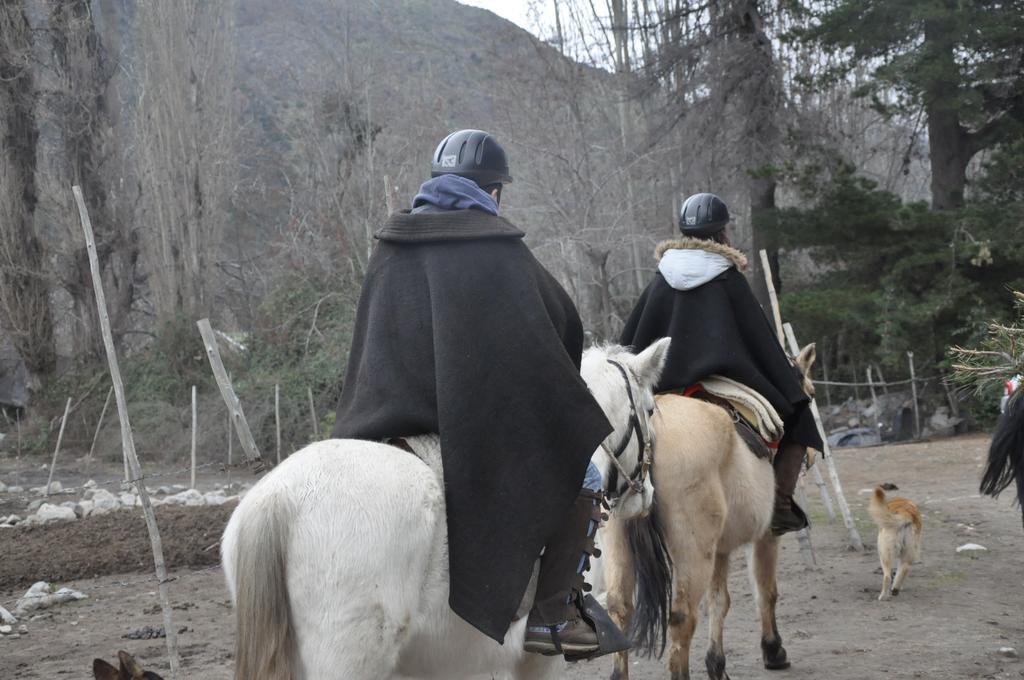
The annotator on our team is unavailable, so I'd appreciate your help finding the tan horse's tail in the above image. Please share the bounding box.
[230,491,296,680]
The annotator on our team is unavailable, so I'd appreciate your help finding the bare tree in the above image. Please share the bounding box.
[134,0,238,328]
[47,0,138,358]
[0,2,56,376]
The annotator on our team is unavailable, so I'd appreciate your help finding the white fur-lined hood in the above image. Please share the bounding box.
[654,238,748,291]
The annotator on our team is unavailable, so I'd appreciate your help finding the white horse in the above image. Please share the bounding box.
[222,338,671,680]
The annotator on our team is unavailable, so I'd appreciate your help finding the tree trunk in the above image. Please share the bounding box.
[50,0,138,359]
[0,4,56,377]
[923,16,972,210]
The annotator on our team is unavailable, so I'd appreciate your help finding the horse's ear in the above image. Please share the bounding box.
[92,659,120,680]
[118,651,144,679]
[631,338,671,391]
[795,343,816,376]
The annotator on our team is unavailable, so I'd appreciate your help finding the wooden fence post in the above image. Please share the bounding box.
[308,387,319,439]
[866,366,881,440]
[196,319,262,470]
[74,185,182,677]
[275,384,281,464]
[794,474,818,567]
[784,323,865,551]
[811,461,837,521]
[190,386,197,490]
[907,352,921,439]
[87,386,113,462]
[759,250,785,344]
[227,409,233,486]
[45,397,72,497]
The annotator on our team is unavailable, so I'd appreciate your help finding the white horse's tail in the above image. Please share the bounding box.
[229,491,296,680]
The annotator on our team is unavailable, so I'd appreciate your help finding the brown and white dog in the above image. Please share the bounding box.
[869,485,922,600]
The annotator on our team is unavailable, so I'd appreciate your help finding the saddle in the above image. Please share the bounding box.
[675,375,784,461]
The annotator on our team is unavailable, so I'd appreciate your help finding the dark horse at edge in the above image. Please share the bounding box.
[982,394,1024,528]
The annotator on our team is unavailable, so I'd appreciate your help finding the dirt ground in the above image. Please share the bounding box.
[1,434,1022,679]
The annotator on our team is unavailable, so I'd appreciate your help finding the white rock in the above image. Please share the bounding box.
[31,481,62,496]
[0,480,7,493]
[7,486,24,494]
[78,500,94,516]
[83,479,97,489]
[17,625,27,635]
[203,493,230,506]
[90,488,119,513]
[163,488,206,507]
[0,606,15,624]
[998,647,1018,659]
[26,500,43,513]
[0,625,11,634]
[1,515,21,526]
[119,492,137,507]
[14,583,86,615]
[33,503,77,523]
[955,543,988,553]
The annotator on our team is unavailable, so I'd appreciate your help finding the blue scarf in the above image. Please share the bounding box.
[412,174,499,216]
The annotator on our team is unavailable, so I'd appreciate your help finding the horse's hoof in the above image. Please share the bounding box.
[762,636,790,670]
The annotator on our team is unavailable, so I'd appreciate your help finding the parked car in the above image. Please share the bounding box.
[827,426,882,448]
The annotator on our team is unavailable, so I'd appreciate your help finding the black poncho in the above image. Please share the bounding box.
[620,238,823,451]
[332,208,612,642]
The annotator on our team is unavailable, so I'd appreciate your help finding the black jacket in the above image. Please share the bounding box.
[620,238,822,451]
[332,208,612,641]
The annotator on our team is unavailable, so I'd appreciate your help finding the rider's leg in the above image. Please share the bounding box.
[524,462,613,657]
[771,440,809,535]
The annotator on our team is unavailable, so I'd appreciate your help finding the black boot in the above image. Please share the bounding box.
[524,489,628,659]
[771,493,809,536]
[771,442,810,535]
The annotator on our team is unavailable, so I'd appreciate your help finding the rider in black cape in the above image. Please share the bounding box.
[619,192,824,535]
[332,130,627,657]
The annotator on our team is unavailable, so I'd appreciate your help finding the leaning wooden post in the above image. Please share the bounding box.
[87,386,113,462]
[15,408,21,458]
[907,352,921,439]
[784,323,864,551]
[821,350,833,409]
[275,384,281,464]
[866,366,881,440]
[307,387,319,439]
[196,319,263,471]
[45,397,72,497]
[794,475,818,567]
[74,185,182,677]
[810,461,837,521]
[227,409,233,486]
[190,386,197,490]
[759,250,785,344]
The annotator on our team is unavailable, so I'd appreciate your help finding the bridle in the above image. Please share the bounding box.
[599,359,654,508]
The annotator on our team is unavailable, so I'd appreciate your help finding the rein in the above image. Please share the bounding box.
[600,359,653,506]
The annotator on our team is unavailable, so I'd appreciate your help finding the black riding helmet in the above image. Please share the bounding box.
[431,129,513,186]
[679,192,730,237]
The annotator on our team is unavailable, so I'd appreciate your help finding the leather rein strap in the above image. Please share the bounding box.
[600,359,653,505]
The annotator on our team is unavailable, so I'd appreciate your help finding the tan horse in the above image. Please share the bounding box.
[601,345,816,680]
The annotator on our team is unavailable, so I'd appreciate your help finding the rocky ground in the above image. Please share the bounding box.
[1,434,1022,679]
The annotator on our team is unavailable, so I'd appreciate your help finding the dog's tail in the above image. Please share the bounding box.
[869,486,909,530]
[981,393,1024,528]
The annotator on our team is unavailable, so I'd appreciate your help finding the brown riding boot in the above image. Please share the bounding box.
[524,489,623,658]
[771,442,809,536]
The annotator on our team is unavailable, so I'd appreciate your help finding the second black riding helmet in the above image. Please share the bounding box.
[432,129,513,186]
[679,192,730,236]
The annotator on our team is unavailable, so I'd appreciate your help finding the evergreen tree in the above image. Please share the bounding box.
[795,0,1024,209]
